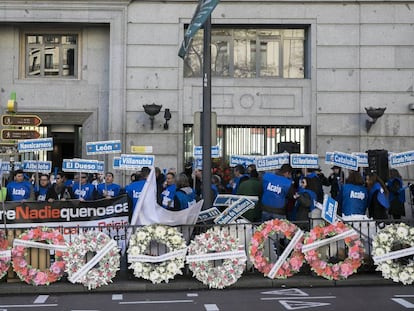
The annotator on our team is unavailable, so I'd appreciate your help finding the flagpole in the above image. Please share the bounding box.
[201,15,212,210]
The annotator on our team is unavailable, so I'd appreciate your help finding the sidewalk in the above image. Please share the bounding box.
[0,272,401,295]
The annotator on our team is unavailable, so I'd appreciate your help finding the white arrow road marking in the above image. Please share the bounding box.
[204,304,219,311]
[119,300,194,305]
[261,296,336,301]
[279,300,331,310]
[0,304,58,308]
[392,298,414,308]
[261,289,309,296]
[33,295,49,304]
[112,294,123,301]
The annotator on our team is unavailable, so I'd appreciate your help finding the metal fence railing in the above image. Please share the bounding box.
[3,217,414,283]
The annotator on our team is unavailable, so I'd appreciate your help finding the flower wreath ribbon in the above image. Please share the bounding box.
[64,231,120,290]
[186,228,246,289]
[302,222,364,280]
[12,227,66,286]
[127,225,187,284]
[0,230,11,279]
[249,219,305,279]
[372,223,414,285]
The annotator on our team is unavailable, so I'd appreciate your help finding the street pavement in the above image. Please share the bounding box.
[0,271,402,295]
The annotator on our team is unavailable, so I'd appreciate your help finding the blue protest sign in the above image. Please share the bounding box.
[193,145,221,158]
[214,197,255,224]
[23,160,52,173]
[322,194,338,224]
[229,155,257,167]
[18,137,53,153]
[113,157,120,170]
[325,152,334,165]
[332,152,358,171]
[256,154,290,171]
[86,140,121,155]
[119,154,155,169]
[62,159,102,173]
[290,154,319,168]
[352,152,369,168]
[389,150,414,168]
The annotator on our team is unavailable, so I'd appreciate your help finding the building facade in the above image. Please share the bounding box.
[0,0,413,182]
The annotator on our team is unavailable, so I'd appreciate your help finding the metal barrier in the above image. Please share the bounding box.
[3,218,414,283]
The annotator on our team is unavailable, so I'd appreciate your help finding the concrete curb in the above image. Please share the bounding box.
[0,272,404,295]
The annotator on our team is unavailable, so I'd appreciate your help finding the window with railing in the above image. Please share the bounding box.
[184,125,309,165]
[184,27,306,79]
[25,34,78,78]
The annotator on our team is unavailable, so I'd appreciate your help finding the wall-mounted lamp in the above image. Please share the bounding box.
[365,107,386,132]
[143,103,162,130]
[164,109,171,130]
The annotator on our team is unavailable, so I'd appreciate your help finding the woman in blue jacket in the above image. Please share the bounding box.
[339,170,368,216]
[366,173,389,220]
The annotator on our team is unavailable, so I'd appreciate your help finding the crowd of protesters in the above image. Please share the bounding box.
[4,163,413,224]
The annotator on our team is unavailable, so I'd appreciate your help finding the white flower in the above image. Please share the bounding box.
[167,262,177,273]
[399,271,410,282]
[129,246,140,256]
[136,231,147,241]
[374,248,385,256]
[155,226,166,238]
[381,264,391,274]
[396,226,409,239]
[171,235,183,245]
[378,233,389,243]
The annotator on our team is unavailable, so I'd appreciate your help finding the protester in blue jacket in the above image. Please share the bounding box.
[260,164,294,221]
[338,170,368,216]
[387,168,406,219]
[72,173,97,201]
[366,173,389,220]
[170,173,196,211]
[34,174,50,201]
[6,169,34,201]
[160,172,176,209]
[125,167,150,212]
[97,172,122,199]
[292,176,317,229]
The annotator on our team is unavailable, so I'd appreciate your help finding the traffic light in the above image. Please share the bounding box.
[367,149,389,182]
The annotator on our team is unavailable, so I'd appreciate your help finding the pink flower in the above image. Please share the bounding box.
[339,263,354,277]
[289,256,303,271]
[33,271,48,285]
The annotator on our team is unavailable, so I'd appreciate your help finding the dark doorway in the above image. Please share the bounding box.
[51,131,76,175]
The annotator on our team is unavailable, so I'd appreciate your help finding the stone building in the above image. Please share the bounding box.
[0,0,413,183]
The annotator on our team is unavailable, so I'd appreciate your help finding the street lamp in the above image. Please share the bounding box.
[143,103,162,130]
[365,107,386,132]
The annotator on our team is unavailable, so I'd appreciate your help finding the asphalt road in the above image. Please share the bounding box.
[0,285,413,311]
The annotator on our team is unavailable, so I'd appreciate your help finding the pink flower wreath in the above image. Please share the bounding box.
[249,219,305,279]
[302,222,364,280]
[0,230,11,279]
[12,227,66,286]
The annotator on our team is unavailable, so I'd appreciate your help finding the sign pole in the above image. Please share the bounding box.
[201,15,212,210]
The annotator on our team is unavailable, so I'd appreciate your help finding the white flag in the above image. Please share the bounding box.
[130,168,203,226]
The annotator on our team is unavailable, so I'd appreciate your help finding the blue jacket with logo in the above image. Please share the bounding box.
[6,181,32,201]
[340,184,368,216]
[261,173,292,209]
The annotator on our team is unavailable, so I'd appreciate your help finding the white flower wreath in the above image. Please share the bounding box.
[63,231,120,290]
[187,228,246,289]
[372,223,414,285]
[128,225,187,284]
